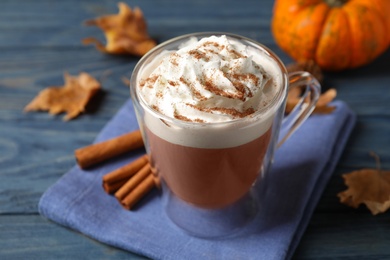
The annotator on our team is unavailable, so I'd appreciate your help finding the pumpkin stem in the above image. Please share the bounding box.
[324,0,349,7]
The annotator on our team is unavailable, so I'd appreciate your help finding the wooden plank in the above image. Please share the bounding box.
[1,0,390,258]
[0,213,389,259]
[0,215,146,259]
[294,211,390,259]
[0,0,276,47]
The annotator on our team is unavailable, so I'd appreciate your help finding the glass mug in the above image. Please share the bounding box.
[130,32,320,238]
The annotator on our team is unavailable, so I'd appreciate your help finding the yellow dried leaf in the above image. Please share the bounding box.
[338,153,390,215]
[286,88,337,114]
[24,72,100,121]
[83,2,156,56]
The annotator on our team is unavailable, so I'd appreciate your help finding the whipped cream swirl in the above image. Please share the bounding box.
[138,35,273,123]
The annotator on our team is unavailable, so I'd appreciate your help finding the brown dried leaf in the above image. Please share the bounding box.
[285,88,337,114]
[285,60,335,114]
[24,72,100,121]
[338,153,390,215]
[286,60,323,84]
[83,2,156,56]
[121,76,130,87]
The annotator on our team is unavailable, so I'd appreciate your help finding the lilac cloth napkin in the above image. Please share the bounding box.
[39,99,356,260]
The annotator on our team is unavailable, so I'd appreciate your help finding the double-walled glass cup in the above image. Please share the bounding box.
[130,32,320,238]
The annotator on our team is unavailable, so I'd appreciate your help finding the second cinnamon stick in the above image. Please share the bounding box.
[121,174,155,210]
[102,154,149,193]
[114,163,152,201]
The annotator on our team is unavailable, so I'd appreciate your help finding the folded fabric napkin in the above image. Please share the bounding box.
[39,99,356,260]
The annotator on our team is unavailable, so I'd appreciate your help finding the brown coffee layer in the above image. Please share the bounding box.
[147,126,272,208]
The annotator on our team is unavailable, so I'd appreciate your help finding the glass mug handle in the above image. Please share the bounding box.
[277,71,321,147]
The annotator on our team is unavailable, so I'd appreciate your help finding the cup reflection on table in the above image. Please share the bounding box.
[130,32,320,238]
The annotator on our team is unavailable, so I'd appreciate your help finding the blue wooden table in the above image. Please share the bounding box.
[1,0,389,259]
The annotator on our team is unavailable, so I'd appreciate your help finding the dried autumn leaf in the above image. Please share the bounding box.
[83,2,156,56]
[286,60,323,84]
[338,153,390,215]
[121,76,130,87]
[24,72,100,121]
[285,88,337,114]
[285,60,335,114]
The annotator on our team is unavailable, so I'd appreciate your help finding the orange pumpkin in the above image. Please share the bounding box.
[271,0,390,71]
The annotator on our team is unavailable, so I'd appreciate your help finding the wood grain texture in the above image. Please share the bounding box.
[0,215,146,259]
[1,0,389,259]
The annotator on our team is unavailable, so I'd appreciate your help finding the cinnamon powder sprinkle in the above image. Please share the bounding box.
[227,48,246,59]
[170,59,179,66]
[171,107,207,123]
[139,79,146,88]
[210,106,255,118]
[230,80,248,99]
[208,49,218,55]
[224,72,256,99]
[169,53,179,66]
[193,118,206,123]
[173,110,206,123]
[151,105,160,113]
[141,75,158,89]
[180,77,207,101]
[186,103,255,118]
[188,50,210,62]
[202,41,224,50]
[200,41,227,59]
[173,110,193,122]
[168,80,178,86]
[232,73,259,97]
[235,73,259,86]
[203,78,243,100]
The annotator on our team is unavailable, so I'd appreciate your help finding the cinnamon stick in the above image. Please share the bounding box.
[102,155,149,193]
[152,173,161,189]
[120,174,155,210]
[103,180,127,194]
[115,163,151,201]
[75,130,144,169]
